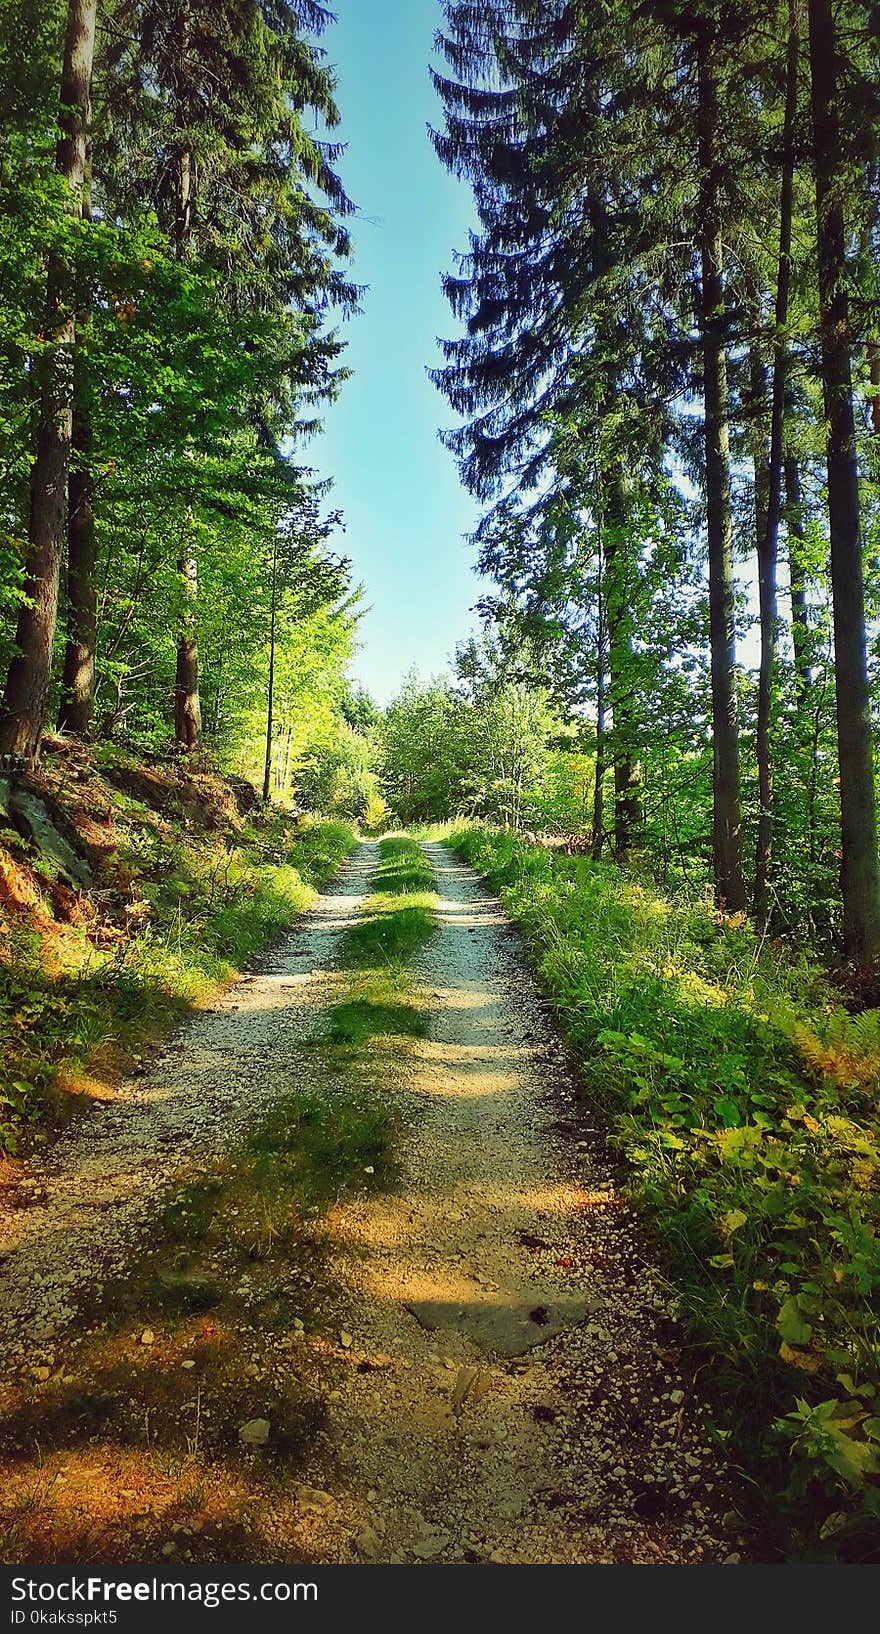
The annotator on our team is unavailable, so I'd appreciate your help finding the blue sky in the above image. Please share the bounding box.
[314,0,484,703]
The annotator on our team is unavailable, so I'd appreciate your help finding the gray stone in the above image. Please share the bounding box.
[406,1292,600,1357]
[296,1485,334,1511]
[239,1417,271,1446]
[411,1533,449,1560]
[354,1528,383,1560]
[0,779,92,889]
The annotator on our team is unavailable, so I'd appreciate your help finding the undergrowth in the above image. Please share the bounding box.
[0,802,355,1152]
[451,824,880,1561]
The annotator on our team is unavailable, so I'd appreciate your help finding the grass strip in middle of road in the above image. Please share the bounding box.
[323,834,437,1053]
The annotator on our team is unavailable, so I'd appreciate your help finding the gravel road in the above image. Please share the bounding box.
[306,843,742,1563]
[0,845,377,1370]
[0,839,745,1563]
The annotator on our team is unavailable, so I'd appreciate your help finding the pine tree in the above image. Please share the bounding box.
[432,0,751,892]
[432,2,667,858]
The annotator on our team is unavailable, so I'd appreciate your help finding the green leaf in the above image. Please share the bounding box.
[776,1296,812,1345]
[713,1097,742,1127]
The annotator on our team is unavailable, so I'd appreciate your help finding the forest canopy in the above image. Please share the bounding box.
[0,0,359,791]
[426,0,880,960]
[2,0,880,963]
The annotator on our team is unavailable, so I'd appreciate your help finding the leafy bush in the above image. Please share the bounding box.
[295,724,382,822]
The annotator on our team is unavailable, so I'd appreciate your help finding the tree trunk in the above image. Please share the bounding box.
[750,343,773,925]
[868,338,880,441]
[262,534,278,804]
[281,723,293,797]
[808,0,880,960]
[591,522,606,860]
[173,142,202,753]
[604,473,642,859]
[754,0,799,929]
[58,383,97,735]
[58,161,96,737]
[173,552,202,751]
[0,0,97,760]
[784,450,813,705]
[697,30,746,913]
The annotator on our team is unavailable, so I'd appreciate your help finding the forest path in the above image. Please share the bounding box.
[0,839,742,1563]
[0,844,378,1366]
[311,842,739,1564]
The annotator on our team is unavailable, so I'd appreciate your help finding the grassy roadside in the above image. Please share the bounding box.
[0,784,355,1153]
[0,833,437,1564]
[450,824,880,1560]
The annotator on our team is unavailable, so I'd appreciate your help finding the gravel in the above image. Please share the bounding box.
[306,842,746,1564]
[0,846,377,1371]
[0,840,748,1564]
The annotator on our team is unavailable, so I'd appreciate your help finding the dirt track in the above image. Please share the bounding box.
[306,842,740,1563]
[0,846,377,1365]
[0,841,744,1563]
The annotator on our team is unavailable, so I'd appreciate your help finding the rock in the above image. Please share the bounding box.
[411,1533,449,1560]
[472,1369,492,1403]
[0,779,92,889]
[238,1417,271,1446]
[139,1329,155,1346]
[339,1331,353,1349]
[181,1359,196,1370]
[227,775,259,816]
[407,1292,600,1356]
[354,1527,383,1560]
[296,1485,334,1513]
[451,1365,479,1416]
[669,1388,685,1406]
